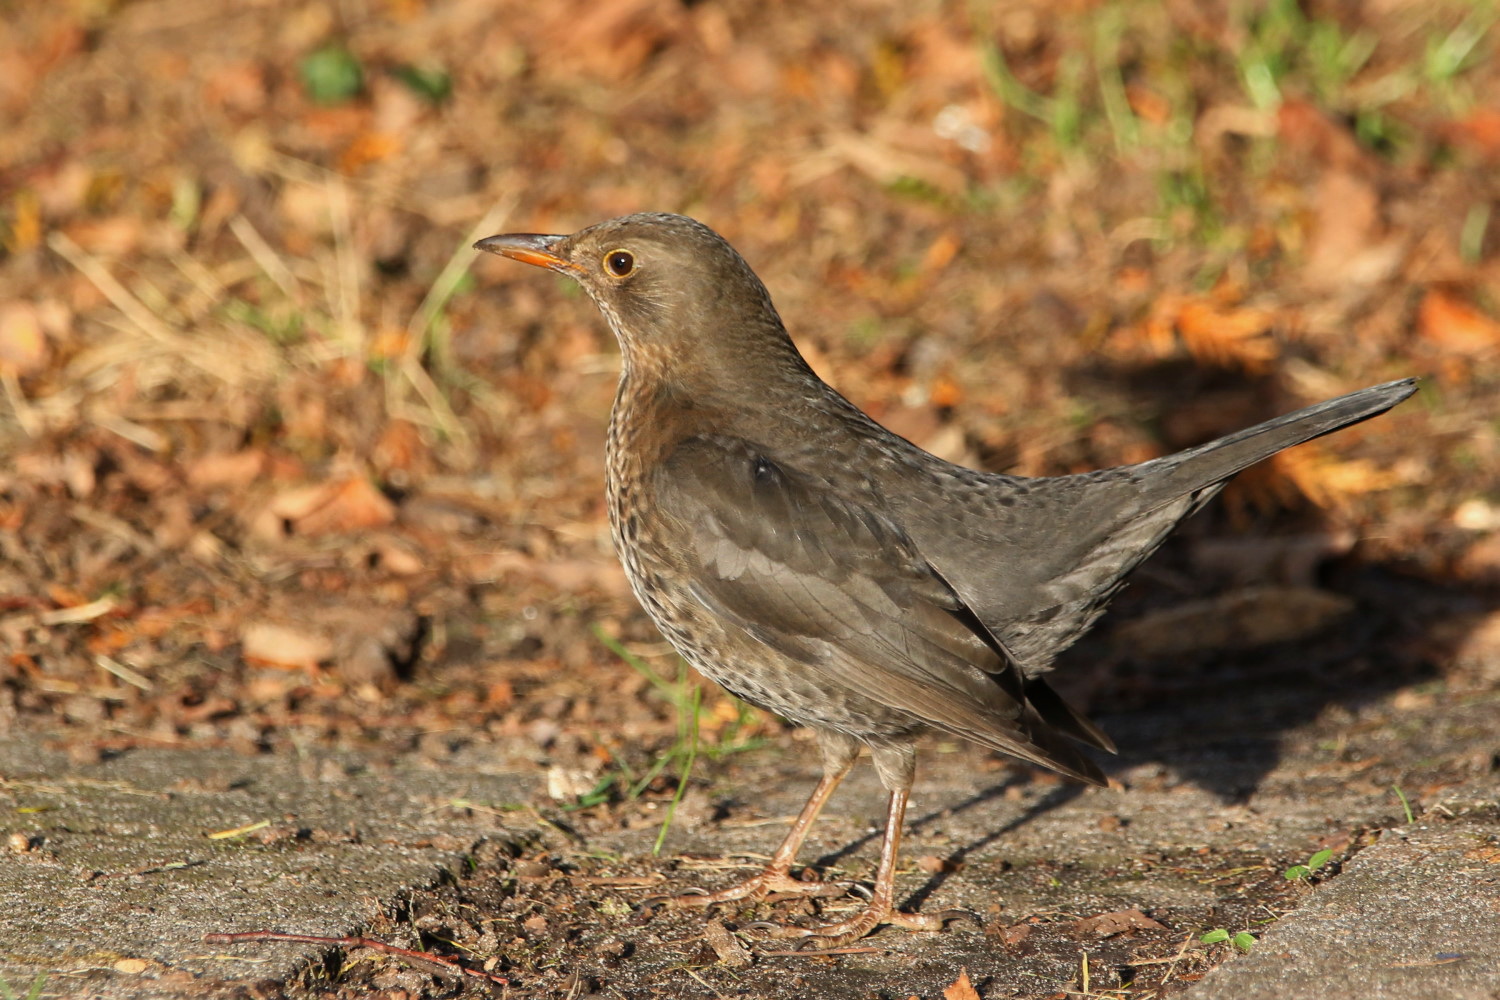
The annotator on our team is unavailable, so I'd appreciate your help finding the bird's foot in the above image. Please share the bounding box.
[634,867,845,917]
[747,904,976,948]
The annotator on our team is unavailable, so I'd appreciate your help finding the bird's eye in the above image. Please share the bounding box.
[603,249,635,277]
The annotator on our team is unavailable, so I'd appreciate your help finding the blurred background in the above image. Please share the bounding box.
[0,0,1496,789]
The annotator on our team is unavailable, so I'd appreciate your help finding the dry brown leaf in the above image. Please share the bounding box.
[62,216,146,256]
[1110,293,1280,372]
[997,923,1032,948]
[1444,108,1500,161]
[919,230,961,278]
[1304,170,1404,290]
[1175,297,1279,372]
[1276,99,1365,169]
[0,302,49,375]
[1267,446,1405,509]
[1113,586,1354,657]
[531,0,688,81]
[187,450,267,490]
[1418,288,1500,354]
[373,420,425,474]
[1071,908,1166,938]
[943,967,980,1000]
[703,919,752,968]
[339,130,400,174]
[270,478,397,537]
[203,61,267,114]
[1454,534,1500,586]
[242,622,334,669]
[1126,84,1171,124]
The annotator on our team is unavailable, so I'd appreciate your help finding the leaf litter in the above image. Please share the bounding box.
[1,0,1498,997]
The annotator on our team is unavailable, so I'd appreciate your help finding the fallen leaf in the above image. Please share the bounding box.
[1126,84,1171,124]
[1276,99,1365,168]
[0,302,49,375]
[187,450,267,490]
[943,967,980,1000]
[1264,445,1407,509]
[269,478,397,536]
[1454,534,1500,586]
[1444,108,1500,161]
[1071,908,1167,938]
[998,923,1031,948]
[1113,586,1354,657]
[704,919,752,968]
[241,622,334,669]
[1175,297,1279,372]
[1304,170,1400,291]
[1418,288,1500,354]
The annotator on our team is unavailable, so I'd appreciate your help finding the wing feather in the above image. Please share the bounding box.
[655,436,1110,784]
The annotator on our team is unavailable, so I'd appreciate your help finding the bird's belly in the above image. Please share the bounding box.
[605,447,923,744]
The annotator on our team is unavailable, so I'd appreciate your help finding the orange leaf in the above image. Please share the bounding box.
[944,968,981,1000]
[1126,84,1171,125]
[242,622,334,669]
[187,450,267,490]
[1175,298,1278,372]
[1446,108,1500,160]
[919,230,961,277]
[1418,288,1500,354]
[270,478,396,536]
[339,130,400,174]
[0,302,48,375]
[929,374,963,409]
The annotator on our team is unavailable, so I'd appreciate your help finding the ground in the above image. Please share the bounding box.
[1,0,1498,997]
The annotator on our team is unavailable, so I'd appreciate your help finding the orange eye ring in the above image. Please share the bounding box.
[603,249,635,277]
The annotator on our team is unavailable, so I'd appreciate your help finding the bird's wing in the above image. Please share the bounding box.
[652,435,1109,784]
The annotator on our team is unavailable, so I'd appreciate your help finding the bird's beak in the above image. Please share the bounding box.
[473,233,579,274]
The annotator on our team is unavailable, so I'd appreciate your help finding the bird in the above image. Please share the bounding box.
[475,212,1416,945]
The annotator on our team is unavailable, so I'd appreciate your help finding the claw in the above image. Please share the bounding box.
[927,907,981,929]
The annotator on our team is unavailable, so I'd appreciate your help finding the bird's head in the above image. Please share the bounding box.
[476,213,803,386]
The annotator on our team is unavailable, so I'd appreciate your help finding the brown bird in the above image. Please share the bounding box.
[475,213,1415,944]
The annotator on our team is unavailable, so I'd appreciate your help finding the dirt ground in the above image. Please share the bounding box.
[2,0,1499,997]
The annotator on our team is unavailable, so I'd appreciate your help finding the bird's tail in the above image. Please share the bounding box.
[1139,377,1417,506]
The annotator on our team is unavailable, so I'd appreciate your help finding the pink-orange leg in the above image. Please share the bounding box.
[757,784,970,946]
[638,751,857,912]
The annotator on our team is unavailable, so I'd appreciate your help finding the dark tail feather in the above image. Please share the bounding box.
[1026,676,1117,754]
[1141,378,1417,506]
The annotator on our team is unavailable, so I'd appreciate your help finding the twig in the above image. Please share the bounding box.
[94,654,153,691]
[203,930,510,986]
[229,214,303,304]
[47,231,182,347]
[1,368,39,437]
[327,174,362,356]
[755,946,884,957]
[87,859,204,882]
[405,194,516,353]
[38,595,118,626]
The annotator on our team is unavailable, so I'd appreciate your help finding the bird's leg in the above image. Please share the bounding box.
[637,736,858,911]
[760,745,972,946]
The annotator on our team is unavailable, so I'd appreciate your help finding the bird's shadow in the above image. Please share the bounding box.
[1042,360,1491,804]
[803,775,1084,911]
[901,783,1083,913]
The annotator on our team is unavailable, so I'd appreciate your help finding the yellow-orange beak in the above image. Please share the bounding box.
[473,233,579,274]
